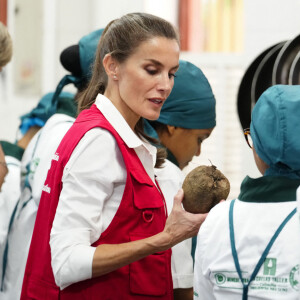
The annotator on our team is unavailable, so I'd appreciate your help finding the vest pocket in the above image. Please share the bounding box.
[129,235,168,296]
[130,171,164,210]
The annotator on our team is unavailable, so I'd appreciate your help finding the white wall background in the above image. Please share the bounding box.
[1,0,300,199]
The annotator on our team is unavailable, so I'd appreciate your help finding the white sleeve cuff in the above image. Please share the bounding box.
[172,274,194,289]
[54,245,96,290]
[171,238,194,289]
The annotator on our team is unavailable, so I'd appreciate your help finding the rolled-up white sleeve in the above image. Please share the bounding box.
[50,128,126,290]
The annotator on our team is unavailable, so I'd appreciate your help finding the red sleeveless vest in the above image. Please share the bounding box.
[21,104,173,300]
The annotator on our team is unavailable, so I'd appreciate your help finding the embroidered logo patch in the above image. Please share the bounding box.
[213,261,297,294]
[215,273,226,285]
[289,265,299,291]
[263,258,277,276]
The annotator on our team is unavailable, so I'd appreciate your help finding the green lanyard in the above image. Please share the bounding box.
[229,199,296,300]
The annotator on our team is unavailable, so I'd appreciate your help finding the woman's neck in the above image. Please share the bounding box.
[104,87,139,131]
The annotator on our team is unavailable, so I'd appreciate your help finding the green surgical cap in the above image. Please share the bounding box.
[19,91,74,135]
[79,28,104,82]
[250,85,300,179]
[51,29,103,112]
[156,60,216,129]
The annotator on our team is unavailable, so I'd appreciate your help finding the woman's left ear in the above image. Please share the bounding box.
[103,54,119,81]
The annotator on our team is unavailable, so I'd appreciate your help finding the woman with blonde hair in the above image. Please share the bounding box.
[0,21,12,71]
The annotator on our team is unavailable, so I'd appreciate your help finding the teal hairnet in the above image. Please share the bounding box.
[156,60,216,129]
[79,28,104,83]
[19,91,74,135]
[18,29,103,137]
[250,85,300,179]
[50,28,103,112]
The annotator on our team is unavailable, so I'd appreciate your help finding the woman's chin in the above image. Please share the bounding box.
[143,113,161,121]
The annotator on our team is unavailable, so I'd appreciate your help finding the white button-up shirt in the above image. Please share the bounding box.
[50,94,193,290]
[50,94,158,289]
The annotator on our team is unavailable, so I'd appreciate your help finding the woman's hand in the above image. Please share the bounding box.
[163,189,207,248]
[92,189,207,278]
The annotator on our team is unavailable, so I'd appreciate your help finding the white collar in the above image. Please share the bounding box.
[95,94,142,148]
[94,94,157,163]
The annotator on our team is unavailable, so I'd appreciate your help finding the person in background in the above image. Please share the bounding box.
[0,21,13,188]
[21,12,206,299]
[0,22,54,252]
[145,60,215,170]
[145,59,216,259]
[0,91,76,299]
[0,141,23,246]
[0,21,21,258]
[0,20,44,249]
[194,85,300,299]
[0,28,103,300]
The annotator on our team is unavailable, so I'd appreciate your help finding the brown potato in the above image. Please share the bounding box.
[182,165,230,214]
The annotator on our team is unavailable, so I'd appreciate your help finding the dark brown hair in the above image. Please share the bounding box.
[148,121,168,135]
[77,13,179,167]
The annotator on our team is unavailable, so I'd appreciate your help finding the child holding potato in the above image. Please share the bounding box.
[194,85,300,300]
